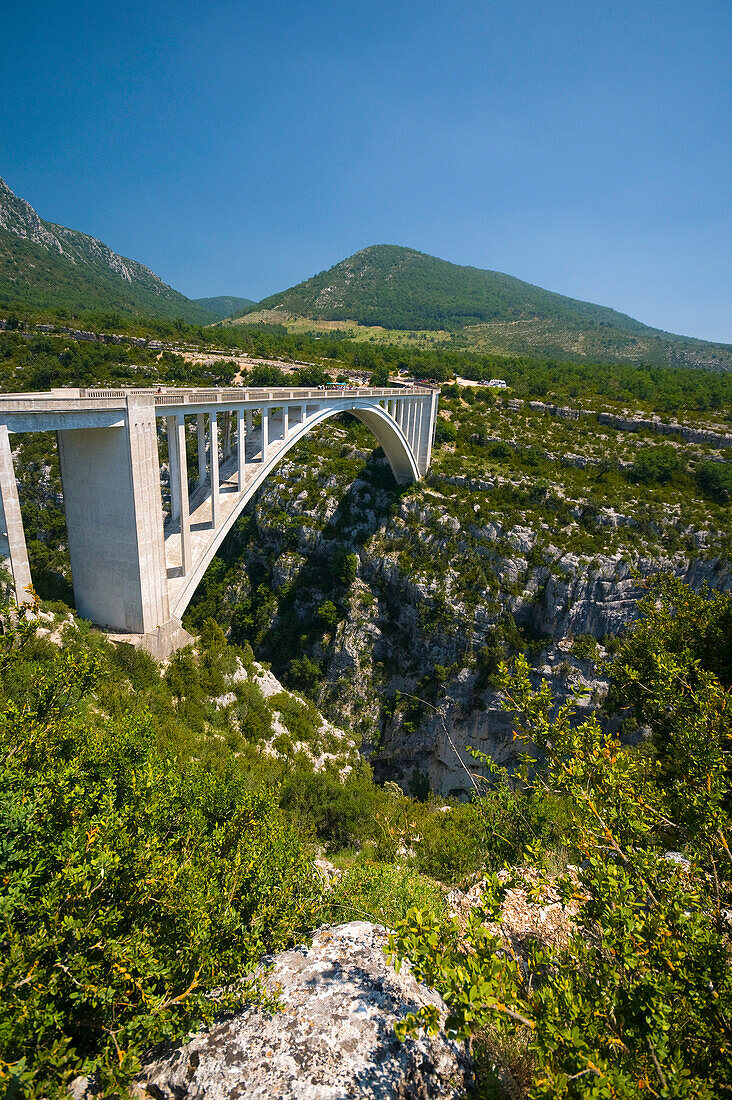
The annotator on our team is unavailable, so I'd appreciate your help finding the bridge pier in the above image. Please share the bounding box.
[0,425,32,606]
[237,408,246,488]
[209,412,220,527]
[56,398,181,644]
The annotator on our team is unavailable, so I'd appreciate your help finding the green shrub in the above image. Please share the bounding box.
[695,459,732,503]
[0,620,321,1098]
[570,634,599,660]
[328,862,446,930]
[271,691,321,745]
[629,443,683,484]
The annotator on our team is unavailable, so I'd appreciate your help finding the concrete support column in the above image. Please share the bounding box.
[196,412,207,488]
[222,410,231,459]
[237,407,246,489]
[174,413,191,574]
[166,415,181,521]
[57,398,170,635]
[405,400,414,449]
[261,408,268,462]
[414,400,425,471]
[423,389,439,474]
[282,405,289,440]
[0,424,32,605]
[209,411,220,528]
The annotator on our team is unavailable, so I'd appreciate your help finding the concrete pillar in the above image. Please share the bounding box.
[174,413,191,574]
[166,415,181,521]
[282,404,289,440]
[423,389,439,474]
[197,413,207,487]
[237,407,246,489]
[222,410,231,459]
[0,425,32,605]
[261,409,268,462]
[415,399,425,471]
[209,411,220,528]
[57,397,170,635]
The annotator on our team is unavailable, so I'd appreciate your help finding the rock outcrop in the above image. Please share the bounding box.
[131,922,473,1100]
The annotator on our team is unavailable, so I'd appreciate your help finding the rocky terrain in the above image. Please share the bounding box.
[185,389,731,796]
[122,922,473,1100]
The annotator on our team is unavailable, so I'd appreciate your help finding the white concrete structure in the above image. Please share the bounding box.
[0,384,438,655]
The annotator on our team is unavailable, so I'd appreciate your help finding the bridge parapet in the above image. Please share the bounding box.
[0,384,438,655]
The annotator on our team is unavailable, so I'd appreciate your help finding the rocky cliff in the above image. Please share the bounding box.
[185,393,731,797]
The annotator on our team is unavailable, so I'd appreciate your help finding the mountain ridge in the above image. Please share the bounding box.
[193,294,255,320]
[238,244,732,371]
[0,177,214,323]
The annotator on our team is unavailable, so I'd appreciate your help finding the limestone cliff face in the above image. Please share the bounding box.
[221,441,730,797]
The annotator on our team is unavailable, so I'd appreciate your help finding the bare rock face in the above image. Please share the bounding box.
[132,922,473,1100]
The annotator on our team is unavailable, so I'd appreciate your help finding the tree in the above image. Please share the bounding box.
[369,364,390,386]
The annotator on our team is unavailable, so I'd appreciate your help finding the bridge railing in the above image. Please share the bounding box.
[0,385,435,417]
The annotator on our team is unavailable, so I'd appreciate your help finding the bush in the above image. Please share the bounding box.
[570,634,599,660]
[695,459,732,502]
[280,764,380,851]
[629,443,683,484]
[0,619,321,1097]
[328,862,446,931]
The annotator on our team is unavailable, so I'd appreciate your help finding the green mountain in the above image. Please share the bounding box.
[241,244,732,371]
[0,177,214,323]
[193,295,255,320]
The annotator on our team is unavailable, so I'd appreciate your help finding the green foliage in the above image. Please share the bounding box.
[317,599,341,633]
[390,578,732,1098]
[570,634,599,660]
[630,443,684,484]
[0,615,321,1097]
[331,547,359,587]
[369,363,390,386]
[695,459,732,502]
[288,654,323,695]
[280,764,383,851]
[271,691,321,746]
[327,862,446,931]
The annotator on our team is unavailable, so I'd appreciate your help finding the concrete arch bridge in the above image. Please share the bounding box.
[0,384,438,655]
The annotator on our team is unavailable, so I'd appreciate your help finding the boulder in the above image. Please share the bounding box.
[132,922,473,1099]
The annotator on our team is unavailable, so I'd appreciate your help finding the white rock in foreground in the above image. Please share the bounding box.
[132,922,473,1100]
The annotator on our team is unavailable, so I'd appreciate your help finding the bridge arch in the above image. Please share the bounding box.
[169,400,419,620]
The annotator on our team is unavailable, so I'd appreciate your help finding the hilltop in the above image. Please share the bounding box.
[0,177,214,323]
[238,244,732,371]
[193,294,255,320]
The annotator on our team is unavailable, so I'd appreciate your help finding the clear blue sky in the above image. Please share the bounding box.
[2,0,730,342]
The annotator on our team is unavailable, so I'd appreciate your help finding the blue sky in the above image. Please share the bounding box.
[2,0,730,342]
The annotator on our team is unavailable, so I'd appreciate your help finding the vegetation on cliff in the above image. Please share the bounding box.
[392,576,732,1097]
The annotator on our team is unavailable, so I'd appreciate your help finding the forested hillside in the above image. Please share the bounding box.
[240,245,732,371]
[0,178,214,323]
[193,294,255,319]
